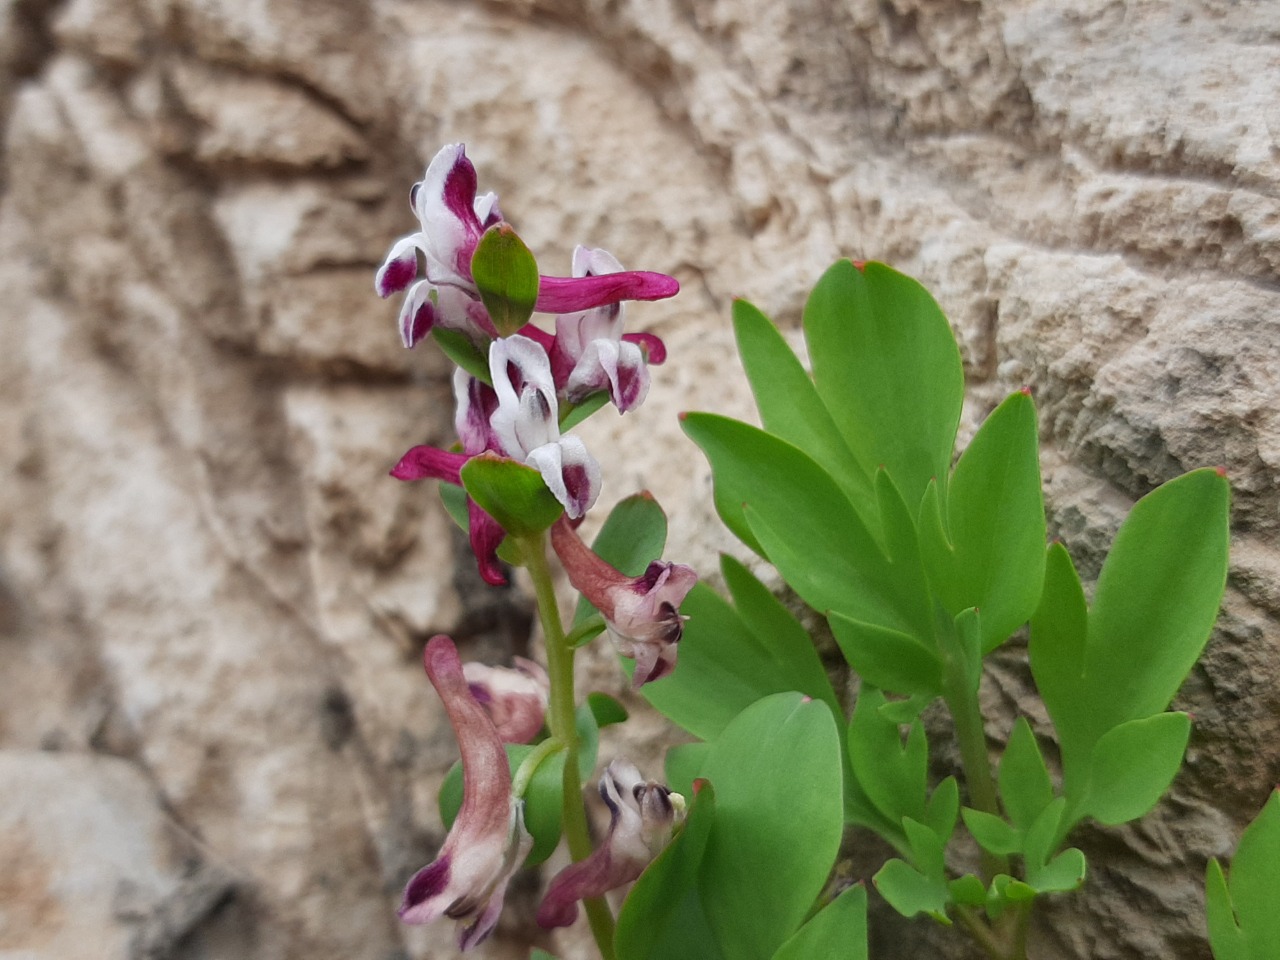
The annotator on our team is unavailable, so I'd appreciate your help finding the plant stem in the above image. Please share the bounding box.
[956,907,1006,960]
[524,533,617,960]
[944,680,1009,883]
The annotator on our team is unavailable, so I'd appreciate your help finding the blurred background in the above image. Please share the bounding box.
[1,0,1277,958]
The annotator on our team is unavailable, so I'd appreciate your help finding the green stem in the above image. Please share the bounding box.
[956,907,1006,960]
[944,680,1009,882]
[523,533,617,960]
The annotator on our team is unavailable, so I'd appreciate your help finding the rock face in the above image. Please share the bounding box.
[0,1,1276,959]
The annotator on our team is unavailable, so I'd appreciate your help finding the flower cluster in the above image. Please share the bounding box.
[380,144,695,952]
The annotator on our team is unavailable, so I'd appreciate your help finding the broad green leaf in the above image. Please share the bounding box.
[720,555,841,715]
[530,950,559,960]
[683,415,910,633]
[873,469,937,643]
[733,297,874,517]
[697,693,844,960]
[1214,791,1280,960]
[572,492,669,627]
[999,718,1054,832]
[460,454,562,536]
[616,782,722,960]
[903,816,947,880]
[874,858,950,923]
[802,259,963,513]
[878,693,934,724]
[828,611,942,698]
[962,808,1021,857]
[771,883,868,960]
[949,874,987,907]
[432,326,491,383]
[1085,469,1230,735]
[919,391,1046,652]
[847,687,928,828]
[665,741,711,798]
[471,223,539,336]
[1021,797,1066,875]
[1078,712,1190,827]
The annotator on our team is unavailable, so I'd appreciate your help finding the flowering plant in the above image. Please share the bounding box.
[371,145,1251,960]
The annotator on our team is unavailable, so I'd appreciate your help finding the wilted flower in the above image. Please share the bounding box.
[549,515,697,687]
[463,657,550,744]
[398,636,532,950]
[536,759,682,929]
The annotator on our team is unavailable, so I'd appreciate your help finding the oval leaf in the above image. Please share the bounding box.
[471,223,539,336]
[460,453,563,536]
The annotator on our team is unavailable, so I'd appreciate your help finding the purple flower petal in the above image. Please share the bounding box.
[397,280,438,348]
[390,445,468,484]
[376,236,421,297]
[534,271,680,314]
[622,331,667,365]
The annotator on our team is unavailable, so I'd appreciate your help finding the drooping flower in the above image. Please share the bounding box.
[489,335,601,520]
[462,657,550,744]
[376,144,680,348]
[399,636,533,950]
[536,759,682,929]
[549,515,697,687]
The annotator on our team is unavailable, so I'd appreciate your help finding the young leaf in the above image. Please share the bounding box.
[432,326,491,383]
[1027,848,1086,894]
[962,808,1022,857]
[847,687,929,828]
[1078,712,1191,827]
[999,717,1054,833]
[1205,790,1280,960]
[1027,542,1088,749]
[924,776,960,843]
[771,883,869,960]
[572,492,669,627]
[438,481,470,532]
[874,858,951,923]
[802,259,964,513]
[460,454,562,536]
[697,693,844,960]
[733,297,875,517]
[471,223,539,336]
[616,782,722,960]
[919,390,1046,652]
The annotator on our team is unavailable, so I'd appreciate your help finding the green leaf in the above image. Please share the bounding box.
[962,808,1022,857]
[587,691,628,728]
[949,874,987,907]
[1028,543,1088,747]
[920,390,1046,652]
[530,951,559,960]
[642,559,839,741]
[874,858,951,923]
[697,693,844,960]
[1028,848,1086,894]
[999,718,1054,833]
[802,259,964,513]
[439,481,469,532]
[1021,797,1066,875]
[439,743,563,865]
[471,223,539,336]
[1084,469,1230,737]
[872,468,937,642]
[665,741,712,798]
[573,493,669,627]
[829,611,942,698]
[1079,712,1190,827]
[1206,858,1248,960]
[460,454,562,536]
[732,297,874,517]
[903,816,947,880]
[771,883,868,960]
[847,687,929,828]
[560,391,609,432]
[682,415,904,634]
[720,555,840,713]
[616,782,722,960]
[432,326,491,383]
[924,776,960,843]
[1215,791,1280,960]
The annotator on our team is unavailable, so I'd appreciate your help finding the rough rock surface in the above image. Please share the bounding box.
[1,1,1277,959]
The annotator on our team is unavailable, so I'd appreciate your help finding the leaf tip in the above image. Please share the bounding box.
[1215,465,1228,478]
[848,258,868,272]
[1020,385,1033,396]
[692,777,709,795]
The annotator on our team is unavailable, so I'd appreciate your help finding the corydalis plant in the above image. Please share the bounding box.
[378,144,695,957]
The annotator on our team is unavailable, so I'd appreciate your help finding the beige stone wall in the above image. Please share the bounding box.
[1,0,1277,958]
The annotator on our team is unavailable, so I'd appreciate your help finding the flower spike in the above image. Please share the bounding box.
[399,637,532,949]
